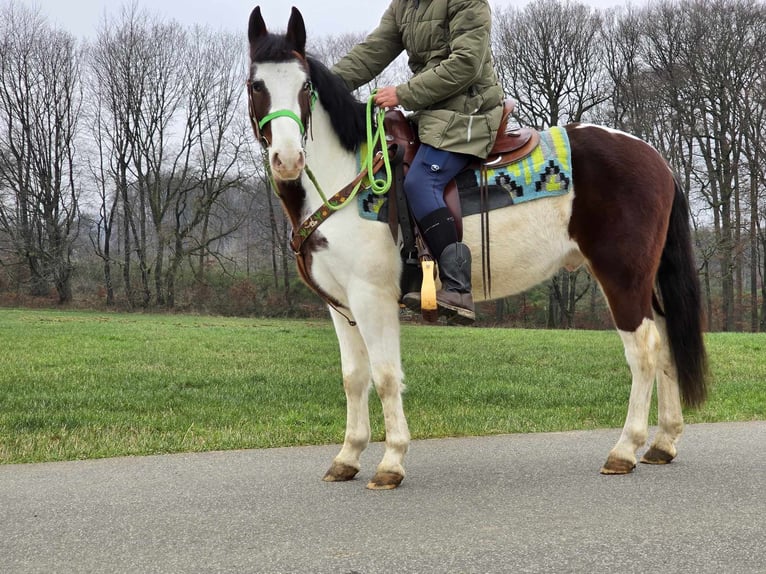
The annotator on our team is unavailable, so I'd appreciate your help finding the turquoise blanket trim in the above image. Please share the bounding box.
[357,126,572,221]
[356,147,388,220]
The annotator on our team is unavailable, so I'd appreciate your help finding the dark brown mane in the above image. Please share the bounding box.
[305,57,367,153]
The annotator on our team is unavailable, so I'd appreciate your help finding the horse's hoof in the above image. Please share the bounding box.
[322,462,359,482]
[366,471,404,490]
[600,455,636,475]
[640,446,675,465]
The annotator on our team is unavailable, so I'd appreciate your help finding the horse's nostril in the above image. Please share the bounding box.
[273,153,283,168]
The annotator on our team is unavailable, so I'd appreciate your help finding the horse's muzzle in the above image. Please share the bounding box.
[271,149,305,181]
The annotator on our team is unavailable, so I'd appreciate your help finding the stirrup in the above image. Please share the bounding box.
[402,288,475,325]
[419,259,438,323]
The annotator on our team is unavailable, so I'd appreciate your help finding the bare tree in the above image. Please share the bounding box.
[164,27,252,307]
[639,0,766,330]
[494,0,609,128]
[88,4,158,306]
[0,1,82,302]
[86,87,120,306]
[87,6,253,308]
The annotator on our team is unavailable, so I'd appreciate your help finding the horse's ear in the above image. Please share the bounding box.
[248,6,268,46]
[286,6,306,57]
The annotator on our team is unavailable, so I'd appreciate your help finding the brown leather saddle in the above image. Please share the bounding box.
[383,99,539,240]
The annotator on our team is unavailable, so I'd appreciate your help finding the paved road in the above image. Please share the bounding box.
[1,422,764,574]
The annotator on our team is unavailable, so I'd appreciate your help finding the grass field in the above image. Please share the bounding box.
[0,308,764,464]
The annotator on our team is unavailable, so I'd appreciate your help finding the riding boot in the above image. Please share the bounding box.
[434,242,475,324]
[402,242,475,325]
[402,207,455,316]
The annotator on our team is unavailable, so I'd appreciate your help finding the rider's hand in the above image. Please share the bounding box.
[374,86,399,108]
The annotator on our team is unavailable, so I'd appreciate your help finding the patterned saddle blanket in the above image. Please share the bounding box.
[358,126,572,221]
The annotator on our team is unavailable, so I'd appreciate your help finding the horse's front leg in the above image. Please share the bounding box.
[323,309,373,483]
[352,290,410,490]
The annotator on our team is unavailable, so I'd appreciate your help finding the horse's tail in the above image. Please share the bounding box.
[654,176,708,407]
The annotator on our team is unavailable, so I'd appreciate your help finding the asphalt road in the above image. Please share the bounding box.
[1,421,764,574]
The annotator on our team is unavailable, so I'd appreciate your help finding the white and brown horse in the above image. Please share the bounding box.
[247,6,708,489]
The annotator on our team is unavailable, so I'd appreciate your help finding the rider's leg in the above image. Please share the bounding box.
[402,144,475,324]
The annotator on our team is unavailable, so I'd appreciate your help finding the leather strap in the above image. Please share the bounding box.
[288,150,389,323]
[479,166,492,299]
[291,151,386,254]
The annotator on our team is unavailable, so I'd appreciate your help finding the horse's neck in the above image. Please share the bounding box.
[300,105,361,215]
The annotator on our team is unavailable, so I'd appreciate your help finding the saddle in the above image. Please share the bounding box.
[383,99,539,241]
[382,99,541,301]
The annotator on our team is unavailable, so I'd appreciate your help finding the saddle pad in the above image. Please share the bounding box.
[357,126,571,221]
[457,126,571,217]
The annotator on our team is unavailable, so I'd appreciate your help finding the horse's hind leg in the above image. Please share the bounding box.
[641,313,684,465]
[591,260,661,474]
[323,310,372,482]
[602,315,660,474]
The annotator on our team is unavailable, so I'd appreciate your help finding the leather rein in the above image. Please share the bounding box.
[247,62,390,326]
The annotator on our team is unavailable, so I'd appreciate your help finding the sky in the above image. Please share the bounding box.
[24,0,634,40]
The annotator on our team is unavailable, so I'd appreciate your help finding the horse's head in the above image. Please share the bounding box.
[247,6,316,182]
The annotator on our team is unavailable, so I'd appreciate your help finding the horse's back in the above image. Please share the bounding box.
[566,123,675,257]
[567,123,675,201]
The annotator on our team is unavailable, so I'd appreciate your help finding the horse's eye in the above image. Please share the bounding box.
[250,81,263,93]
[302,81,311,92]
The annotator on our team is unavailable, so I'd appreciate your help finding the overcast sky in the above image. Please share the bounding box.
[24,0,636,40]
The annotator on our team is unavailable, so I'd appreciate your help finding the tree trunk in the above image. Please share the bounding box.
[720,198,734,331]
[761,232,766,332]
[749,177,759,332]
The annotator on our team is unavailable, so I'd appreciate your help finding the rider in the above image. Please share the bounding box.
[332,0,504,324]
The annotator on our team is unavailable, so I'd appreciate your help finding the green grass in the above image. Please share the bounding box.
[0,308,763,464]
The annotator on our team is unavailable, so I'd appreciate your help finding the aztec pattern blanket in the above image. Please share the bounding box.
[358,126,572,221]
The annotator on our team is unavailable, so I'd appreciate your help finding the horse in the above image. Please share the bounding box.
[246,6,708,490]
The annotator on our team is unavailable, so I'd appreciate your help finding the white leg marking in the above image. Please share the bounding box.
[648,314,684,459]
[330,309,372,472]
[609,318,660,466]
[350,291,410,478]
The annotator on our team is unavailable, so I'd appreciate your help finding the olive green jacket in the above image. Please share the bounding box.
[331,0,503,158]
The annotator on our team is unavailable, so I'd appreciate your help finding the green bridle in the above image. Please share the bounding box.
[258,109,306,135]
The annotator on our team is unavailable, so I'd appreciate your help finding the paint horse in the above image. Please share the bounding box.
[247,6,708,489]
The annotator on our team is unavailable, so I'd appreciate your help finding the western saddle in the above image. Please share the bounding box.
[383,99,538,240]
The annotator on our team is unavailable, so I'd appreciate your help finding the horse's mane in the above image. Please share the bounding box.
[250,33,367,153]
[306,57,367,153]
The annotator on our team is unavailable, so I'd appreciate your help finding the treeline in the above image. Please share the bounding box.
[0,0,764,331]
